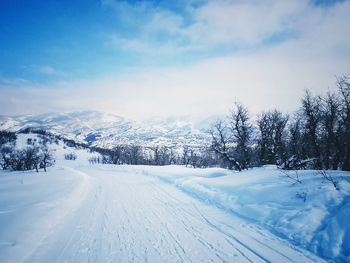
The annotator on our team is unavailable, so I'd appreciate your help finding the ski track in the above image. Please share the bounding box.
[2,165,325,263]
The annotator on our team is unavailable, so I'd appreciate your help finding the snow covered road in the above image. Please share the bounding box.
[1,165,325,263]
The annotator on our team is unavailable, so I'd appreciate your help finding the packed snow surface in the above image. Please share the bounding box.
[0,134,349,262]
[0,166,324,263]
[145,165,350,262]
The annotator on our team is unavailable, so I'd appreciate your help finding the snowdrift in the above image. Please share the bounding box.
[138,165,350,262]
[1,134,349,262]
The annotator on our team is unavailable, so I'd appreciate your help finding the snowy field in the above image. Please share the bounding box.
[0,134,349,262]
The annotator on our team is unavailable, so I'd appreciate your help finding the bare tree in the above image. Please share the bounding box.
[337,75,350,170]
[111,146,123,164]
[182,145,190,167]
[167,148,177,165]
[129,145,143,165]
[39,146,54,172]
[210,120,242,171]
[228,103,252,169]
[257,110,288,165]
[321,92,341,169]
[285,114,304,162]
[188,148,199,168]
[301,90,323,169]
[24,146,40,172]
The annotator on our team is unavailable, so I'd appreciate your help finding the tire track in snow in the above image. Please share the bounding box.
[22,166,92,263]
[144,170,325,263]
[147,180,255,262]
[22,166,325,263]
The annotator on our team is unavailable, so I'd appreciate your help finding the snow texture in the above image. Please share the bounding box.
[0,134,348,262]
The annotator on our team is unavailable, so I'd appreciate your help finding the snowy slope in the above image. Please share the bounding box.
[0,165,325,263]
[0,134,348,262]
[0,134,327,262]
[143,165,350,262]
[0,111,212,149]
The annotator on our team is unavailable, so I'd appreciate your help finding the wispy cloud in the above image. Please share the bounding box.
[37,65,57,75]
[0,48,347,119]
[23,65,65,78]
[1,0,349,119]
[104,0,346,54]
[0,76,29,88]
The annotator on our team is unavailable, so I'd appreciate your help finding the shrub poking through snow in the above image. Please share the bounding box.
[64,152,77,160]
[318,169,340,190]
[279,169,302,185]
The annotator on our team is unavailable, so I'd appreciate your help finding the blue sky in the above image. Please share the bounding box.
[1,0,217,83]
[0,0,349,119]
[1,0,141,82]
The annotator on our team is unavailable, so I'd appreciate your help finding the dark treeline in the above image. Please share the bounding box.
[89,145,219,168]
[210,75,350,171]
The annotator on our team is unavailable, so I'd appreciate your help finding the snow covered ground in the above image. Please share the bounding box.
[143,166,350,262]
[0,134,349,262]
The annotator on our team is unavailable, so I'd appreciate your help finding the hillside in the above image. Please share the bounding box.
[0,111,211,149]
[0,133,349,262]
[0,133,325,262]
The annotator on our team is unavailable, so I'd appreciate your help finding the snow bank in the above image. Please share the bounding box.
[0,133,95,262]
[2,133,349,261]
[141,165,350,262]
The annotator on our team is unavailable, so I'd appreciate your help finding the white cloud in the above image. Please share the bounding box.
[0,76,29,87]
[183,0,307,47]
[105,0,345,53]
[37,65,57,75]
[1,0,350,120]
[1,49,347,119]
[22,65,62,76]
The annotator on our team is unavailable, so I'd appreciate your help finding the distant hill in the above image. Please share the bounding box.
[0,111,214,149]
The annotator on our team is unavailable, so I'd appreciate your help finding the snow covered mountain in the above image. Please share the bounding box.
[0,111,212,149]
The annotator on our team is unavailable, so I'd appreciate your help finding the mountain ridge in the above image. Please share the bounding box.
[0,111,213,149]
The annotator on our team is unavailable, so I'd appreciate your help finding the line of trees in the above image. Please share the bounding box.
[85,76,350,171]
[89,144,218,168]
[210,75,350,171]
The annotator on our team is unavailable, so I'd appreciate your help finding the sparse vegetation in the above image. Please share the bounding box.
[0,132,54,172]
[210,75,350,171]
[65,152,77,160]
